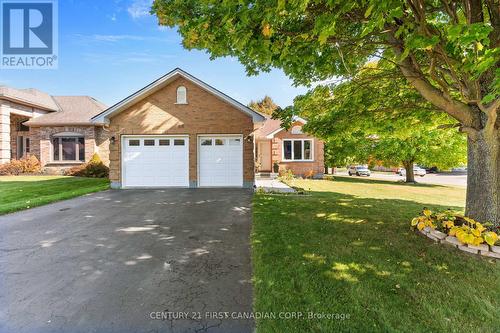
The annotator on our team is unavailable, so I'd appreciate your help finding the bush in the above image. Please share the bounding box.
[278,168,294,182]
[304,170,315,179]
[65,153,109,178]
[410,208,499,246]
[0,155,41,175]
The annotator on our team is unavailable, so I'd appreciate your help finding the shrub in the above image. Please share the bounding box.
[65,153,109,178]
[0,156,41,175]
[304,170,315,179]
[278,168,294,182]
[410,208,499,246]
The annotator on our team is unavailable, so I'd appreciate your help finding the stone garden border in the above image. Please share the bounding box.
[418,227,500,259]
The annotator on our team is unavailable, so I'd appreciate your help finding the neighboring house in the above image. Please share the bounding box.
[0,86,109,172]
[91,68,265,189]
[254,115,324,177]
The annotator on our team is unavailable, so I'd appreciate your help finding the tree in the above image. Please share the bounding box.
[248,95,279,115]
[152,1,499,223]
[290,61,467,182]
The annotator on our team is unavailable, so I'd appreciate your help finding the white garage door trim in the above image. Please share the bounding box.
[121,135,189,188]
[197,134,244,187]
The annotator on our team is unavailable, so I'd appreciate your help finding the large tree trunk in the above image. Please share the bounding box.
[466,130,500,225]
[403,160,415,183]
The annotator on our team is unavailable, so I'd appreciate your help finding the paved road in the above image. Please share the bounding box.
[336,171,467,187]
[0,189,254,333]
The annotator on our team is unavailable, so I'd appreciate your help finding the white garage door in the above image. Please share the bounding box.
[122,136,189,187]
[199,136,243,187]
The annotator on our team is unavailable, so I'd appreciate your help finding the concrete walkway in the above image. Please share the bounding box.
[255,178,296,193]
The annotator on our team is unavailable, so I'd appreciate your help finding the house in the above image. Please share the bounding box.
[0,86,109,170]
[2,68,326,187]
[254,115,324,177]
[91,68,264,188]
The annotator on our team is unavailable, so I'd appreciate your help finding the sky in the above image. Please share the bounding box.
[0,0,308,108]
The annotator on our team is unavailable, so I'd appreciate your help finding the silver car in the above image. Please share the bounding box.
[348,165,371,176]
[398,166,426,177]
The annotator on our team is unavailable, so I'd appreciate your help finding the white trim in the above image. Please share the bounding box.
[120,134,190,189]
[92,68,266,124]
[52,132,84,137]
[197,134,244,188]
[265,116,308,138]
[282,139,314,162]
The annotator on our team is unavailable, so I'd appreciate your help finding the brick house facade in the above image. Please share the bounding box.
[255,118,325,177]
[104,76,256,187]
[0,87,108,173]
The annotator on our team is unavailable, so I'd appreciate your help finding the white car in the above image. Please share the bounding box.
[348,165,371,176]
[398,166,426,177]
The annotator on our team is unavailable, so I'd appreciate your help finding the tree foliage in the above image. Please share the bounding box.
[288,61,467,180]
[248,95,279,115]
[152,0,499,131]
[151,0,499,221]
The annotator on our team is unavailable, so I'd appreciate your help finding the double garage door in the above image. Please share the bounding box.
[122,135,243,188]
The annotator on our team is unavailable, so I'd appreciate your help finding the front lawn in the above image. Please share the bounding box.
[0,176,109,215]
[252,177,499,332]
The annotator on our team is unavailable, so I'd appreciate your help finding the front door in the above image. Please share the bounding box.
[257,141,271,171]
[16,136,29,159]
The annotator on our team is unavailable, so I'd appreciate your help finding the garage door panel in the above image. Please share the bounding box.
[199,136,243,187]
[123,136,189,187]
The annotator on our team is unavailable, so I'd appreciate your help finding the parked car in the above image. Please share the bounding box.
[398,166,426,177]
[348,165,371,176]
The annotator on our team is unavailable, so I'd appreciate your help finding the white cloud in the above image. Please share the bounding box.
[82,51,175,65]
[127,0,152,19]
[73,34,171,43]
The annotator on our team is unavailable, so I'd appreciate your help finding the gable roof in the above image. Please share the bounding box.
[91,68,266,124]
[25,96,108,126]
[254,116,308,139]
[0,86,59,111]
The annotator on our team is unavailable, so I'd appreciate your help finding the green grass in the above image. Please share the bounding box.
[252,176,499,333]
[0,176,110,215]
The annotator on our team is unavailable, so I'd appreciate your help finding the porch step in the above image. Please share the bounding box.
[256,172,278,179]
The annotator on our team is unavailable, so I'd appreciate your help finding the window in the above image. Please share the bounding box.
[176,86,187,104]
[282,139,313,161]
[215,139,225,146]
[174,139,185,146]
[228,138,241,146]
[291,126,303,134]
[201,139,212,146]
[144,139,155,146]
[159,139,170,146]
[128,139,140,146]
[17,121,29,132]
[52,136,85,162]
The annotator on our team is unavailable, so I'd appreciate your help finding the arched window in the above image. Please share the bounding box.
[176,86,187,104]
[291,126,303,134]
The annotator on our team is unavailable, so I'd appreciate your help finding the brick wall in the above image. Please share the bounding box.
[272,122,325,176]
[30,126,97,167]
[107,77,254,186]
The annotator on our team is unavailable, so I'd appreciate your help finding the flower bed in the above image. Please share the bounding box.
[411,209,500,259]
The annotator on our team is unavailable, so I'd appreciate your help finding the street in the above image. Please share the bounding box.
[335,171,467,187]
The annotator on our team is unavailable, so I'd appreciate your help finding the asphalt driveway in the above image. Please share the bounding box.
[0,189,254,333]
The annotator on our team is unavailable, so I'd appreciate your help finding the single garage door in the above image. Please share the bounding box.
[199,136,243,187]
[122,136,189,187]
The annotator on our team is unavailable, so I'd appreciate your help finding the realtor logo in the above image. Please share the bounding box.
[1,0,58,69]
